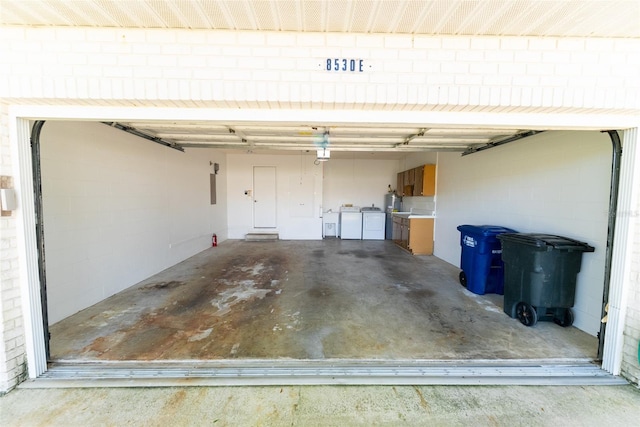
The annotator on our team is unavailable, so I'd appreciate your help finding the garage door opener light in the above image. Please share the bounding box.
[316,148,330,161]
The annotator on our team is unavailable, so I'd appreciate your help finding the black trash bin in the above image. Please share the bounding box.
[497,233,595,327]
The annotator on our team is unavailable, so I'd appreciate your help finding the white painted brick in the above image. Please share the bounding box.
[208,56,237,68]
[270,57,298,70]
[178,55,207,68]
[484,49,514,63]
[117,30,146,44]
[49,27,82,42]
[528,38,557,50]
[456,50,484,62]
[253,70,281,81]
[413,37,441,49]
[252,46,281,57]
[400,73,427,85]
[118,55,147,67]
[426,74,454,85]
[500,37,529,50]
[177,30,207,45]
[267,32,299,46]
[399,49,426,61]
[469,37,500,50]
[526,62,554,75]
[222,46,252,57]
[192,44,222,56]
[146,30,177,44]
[206,31,237,45]
[340,47,371,59]
[88,54,118,67]
[148,55,177,68]
[498,62,526,75]
[132,43,162,55]
[557,38,586,51]
[296,33,325,47]
[101,42,133,55]
[370,73,398,84]
[369,48,399,60]
[87,29,117,42]
[411,60,439,74]
[540,75,569,87]
[223,69,252,81]
[161,43,189,55]
[384,60,413,73]
[427,50,455,61]
[469,62,498,75]
[441,62,469,74]
[555,63,584,77]
[134,67,163,79]
[455,74,483,85]
[514,50,542,63]
[384,36,413,49]
[280,70,310,82]
[442,37,471,50]
[236,57,264,70]
[356,35,384,48]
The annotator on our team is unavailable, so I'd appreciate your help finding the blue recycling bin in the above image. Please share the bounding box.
[457,225,516,295]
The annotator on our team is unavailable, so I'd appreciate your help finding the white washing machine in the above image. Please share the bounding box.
[361,207,386,240]
[339,206,362,239]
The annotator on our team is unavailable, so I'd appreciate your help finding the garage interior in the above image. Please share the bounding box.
[36,119,610,373]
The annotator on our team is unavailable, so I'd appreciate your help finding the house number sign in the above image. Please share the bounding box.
[325,58,365,72]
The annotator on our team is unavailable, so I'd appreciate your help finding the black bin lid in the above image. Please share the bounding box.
[497,233,595,252]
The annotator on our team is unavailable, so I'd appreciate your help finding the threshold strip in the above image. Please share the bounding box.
[22,359,627,388]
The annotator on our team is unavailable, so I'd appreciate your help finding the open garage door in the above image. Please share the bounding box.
[24,117,624,384]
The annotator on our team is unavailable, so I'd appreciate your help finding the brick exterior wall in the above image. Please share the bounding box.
[0,106,27,393]
[0,27,639,391]
[620,178,640,386]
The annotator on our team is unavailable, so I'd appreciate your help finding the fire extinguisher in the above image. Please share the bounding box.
[212,234,217,247]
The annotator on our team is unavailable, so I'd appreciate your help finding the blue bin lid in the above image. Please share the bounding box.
[457,225,517,236]
[497,233,595,252]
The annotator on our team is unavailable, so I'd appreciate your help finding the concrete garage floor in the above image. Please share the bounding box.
[49,240,595,362]
[2,385,640,426]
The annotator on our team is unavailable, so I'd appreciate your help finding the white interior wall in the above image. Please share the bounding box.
[226,153,322,240]
[322,157,400,211]
[40,121,228,324]
[399,152,438,172]
[434,130,611,335]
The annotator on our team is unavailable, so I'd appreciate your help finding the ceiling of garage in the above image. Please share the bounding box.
[104,120,537,156]
[4,1,638,157]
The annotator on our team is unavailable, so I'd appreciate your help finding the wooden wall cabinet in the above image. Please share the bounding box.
[413,164,436,196]
[396,164,436,197]
[396,172,405,196]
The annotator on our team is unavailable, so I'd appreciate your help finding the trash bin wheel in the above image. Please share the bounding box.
[459,271,467,288]
[553,308,574,327]
[516,302,537,327]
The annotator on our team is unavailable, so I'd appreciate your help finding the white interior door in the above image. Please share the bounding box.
[253,166,277,228]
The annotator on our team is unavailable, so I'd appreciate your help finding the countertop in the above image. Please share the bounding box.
[391,211,436,219]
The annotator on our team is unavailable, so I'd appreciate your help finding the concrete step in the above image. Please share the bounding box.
[25,359,628,388]
[245,232,279,241]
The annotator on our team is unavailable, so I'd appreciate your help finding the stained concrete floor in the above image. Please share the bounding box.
[3,384,640,426]
[50,240,596,362]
